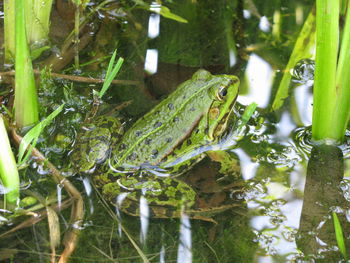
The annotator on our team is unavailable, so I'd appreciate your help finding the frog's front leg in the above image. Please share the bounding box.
[207,150,241,179]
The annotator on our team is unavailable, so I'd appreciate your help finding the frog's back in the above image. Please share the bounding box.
[111,70,218,168]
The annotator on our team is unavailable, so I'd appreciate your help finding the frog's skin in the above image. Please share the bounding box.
[70,116,123,173]
[75,69,240,219]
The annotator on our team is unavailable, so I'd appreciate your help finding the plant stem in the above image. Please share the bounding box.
[4,0,15,62]
[330,5,350,141]
[312,0,339,142]
[14,0,39,128]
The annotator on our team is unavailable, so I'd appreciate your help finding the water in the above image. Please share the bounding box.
[2,0,350,262]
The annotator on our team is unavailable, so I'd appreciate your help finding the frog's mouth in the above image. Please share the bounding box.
[211,106,235,138]
[207,96,238,140]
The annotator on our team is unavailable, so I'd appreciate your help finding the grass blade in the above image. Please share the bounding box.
[99,50,124,99]
[332,212,348,260]
[18,104,65,166]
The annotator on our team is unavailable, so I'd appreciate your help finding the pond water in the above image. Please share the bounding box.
[1,0,350,262]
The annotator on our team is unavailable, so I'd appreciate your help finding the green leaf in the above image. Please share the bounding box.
[332,212,348,260]
[0,115,19,203]
[241,102,257,126]
[99,50,124,99]
[155,6,188,23]
[18,104,65,166]
[133,0,187,23]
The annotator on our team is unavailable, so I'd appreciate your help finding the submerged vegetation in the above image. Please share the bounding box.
[1,0,350,262]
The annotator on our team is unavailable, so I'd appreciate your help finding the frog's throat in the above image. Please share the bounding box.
[207,97,237,140]
[212,104,235,138]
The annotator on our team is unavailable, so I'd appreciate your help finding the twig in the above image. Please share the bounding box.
[11,128,84,263]
[0,70,141,86]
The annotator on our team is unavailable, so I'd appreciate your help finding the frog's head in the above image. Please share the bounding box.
[206,75,239,140]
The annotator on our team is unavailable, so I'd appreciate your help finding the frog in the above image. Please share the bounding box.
[73,69,241,219]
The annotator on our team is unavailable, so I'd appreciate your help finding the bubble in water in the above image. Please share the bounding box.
[292,59,315,87]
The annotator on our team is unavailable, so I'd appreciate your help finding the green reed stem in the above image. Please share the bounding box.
[330,5,350,142]
[25,0,53,46]
[4,0,15,62]
[312,0,339,142]
[14,0,39,128]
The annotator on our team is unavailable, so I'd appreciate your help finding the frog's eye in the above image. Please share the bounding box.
[217,87,227,101]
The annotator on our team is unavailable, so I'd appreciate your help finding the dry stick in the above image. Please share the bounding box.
[11,128,84,263]
[0,70,141,86]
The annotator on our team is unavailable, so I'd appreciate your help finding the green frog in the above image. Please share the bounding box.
[72,69,240,219]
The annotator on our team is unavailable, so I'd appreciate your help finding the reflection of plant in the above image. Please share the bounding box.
[312,1,350,143]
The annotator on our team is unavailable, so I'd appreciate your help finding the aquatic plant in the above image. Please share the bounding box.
[14,0,39,128]
[312,0,350,143]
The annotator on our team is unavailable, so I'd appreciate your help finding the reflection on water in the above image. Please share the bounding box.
[139,195,150,244]
[240,54,272,108]
[177,213,192,263]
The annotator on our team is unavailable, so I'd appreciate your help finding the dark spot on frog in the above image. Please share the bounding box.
[170,180,179,188]
[166,137,173,143]
[107,120,115,127]
[204,128,209,134]
[187,139,192,145]
[173,117,179,123]
[168,103,174,110]
[175,190,184,201]
[189,158,197,166]
[178,164,188,174]
[119,143,127,150]
[117,166,125,172]
[157,194,169,201]
[182,95,186,99]
[107,172,120,182]
[165,209,174,218]
[154,121,162,128]
[189,107,196,111]
[149,208,157,217]
[151,149,158,158]
[195,129,200,134]
[128,152,137,161]
[135,131,142,137]
[125,204,139,215]
[145,138,152,145]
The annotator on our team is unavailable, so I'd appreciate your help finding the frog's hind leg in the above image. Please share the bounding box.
[97,172,197,218]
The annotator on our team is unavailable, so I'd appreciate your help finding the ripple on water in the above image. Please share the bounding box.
[292,126,313,158]
[293,126,350,159]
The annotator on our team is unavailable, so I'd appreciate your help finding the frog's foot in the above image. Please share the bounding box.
[96,173,198,219]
